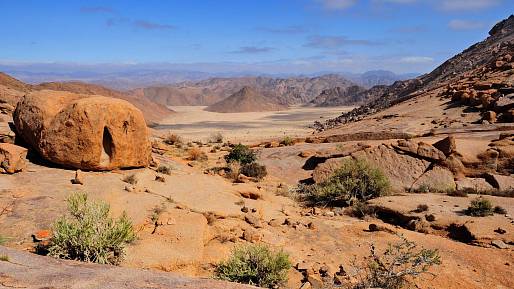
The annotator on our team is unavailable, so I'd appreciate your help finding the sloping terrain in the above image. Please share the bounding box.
[316,15,514,131]
[135,74,358,106]
[205,86,287,113]
[309,85,367,106]
[0,74,173,125]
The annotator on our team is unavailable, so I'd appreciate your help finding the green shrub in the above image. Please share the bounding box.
[300,159,389,206]
[240,163,267,179]
[354,237,441,289]
[465,197,493,217]
[215,244,291,288]
[48,193,135,265]
[225,144,257,165]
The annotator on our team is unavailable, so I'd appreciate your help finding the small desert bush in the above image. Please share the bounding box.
[225,144,257,165]
[352,237,441,289]
[0,254,8,262]
[415,204,429,213]
[299,159,389,206]
[188,147,208,161]
[163,133,183,146]
[48,193,135,265]
[493,205,507,214]
[122,174,137,185]
[346,201,376,219]
[209,132,224,143]
[156,165,172,175]
[227,161,242,181]
[280,136,294,146]
[447,189,468,197]
[240,163,267,180]
[0,235,7,245]
[465,197,493,217]
[215,244,291,288]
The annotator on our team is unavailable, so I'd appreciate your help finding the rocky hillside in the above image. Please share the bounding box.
[135,74,357,106]
[309,85,367,106]
[0,74,173,125]
[205,86,286,113]
[315,15,514,131]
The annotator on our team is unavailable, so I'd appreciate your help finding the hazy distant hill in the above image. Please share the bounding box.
[136,74,359,106]
[205,86,286,113]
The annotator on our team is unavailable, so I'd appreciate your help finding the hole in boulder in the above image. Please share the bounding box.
[100,127,114,166]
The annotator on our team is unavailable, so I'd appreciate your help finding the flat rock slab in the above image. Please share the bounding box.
[0,246,255,289]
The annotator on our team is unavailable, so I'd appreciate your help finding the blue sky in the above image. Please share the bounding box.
[0,0,511,74]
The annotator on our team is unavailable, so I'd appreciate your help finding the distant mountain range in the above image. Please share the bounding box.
[0,62,417,91]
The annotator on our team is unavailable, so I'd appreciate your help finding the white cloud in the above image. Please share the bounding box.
[440,0,501,11]
[400,56,434,63]
[319,0,358,10]
[448,19,485,30]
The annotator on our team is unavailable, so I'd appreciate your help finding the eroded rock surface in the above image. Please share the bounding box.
[13,90,151,170]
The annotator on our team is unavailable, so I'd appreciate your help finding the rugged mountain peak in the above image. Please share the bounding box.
[489,14,514,36]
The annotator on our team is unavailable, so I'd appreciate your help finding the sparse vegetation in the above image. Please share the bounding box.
[240,163,267,180]
[163,133,183,146]
[493,205,507,214]
[225,144,257,165]
[187,147,208,161]
[298,158,390,206]
[215,244,291,288]
[47,193,135,265]
[156,165,172,175]
[465,197,493,217]
[0,254,9,262]
[209,132,224,143]
[352,237,441,289]
[415,204,429,213]
[346,201,376,219]
[227,161,242,181]
[447,189,468,197]
[0,235,7,245]
[280,136,294,146]
[123,174,138,185]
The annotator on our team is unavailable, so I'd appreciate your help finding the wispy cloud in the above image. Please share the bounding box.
[80,6,114,14]
[400,56,434,64]
[133,20,176,30]
[448,19,485,30]
[304,35,382,49]
[439,0,501,11]
[256,25,307,34]
[318,0,358,10]
[231,46,275,54]
[390,25,427,33]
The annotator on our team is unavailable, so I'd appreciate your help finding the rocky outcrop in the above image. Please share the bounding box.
[0,246,254,289]
[13,90,151,170]
[309,85,367,106]
[0,143,27,173]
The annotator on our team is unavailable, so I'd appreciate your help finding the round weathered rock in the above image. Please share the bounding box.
[13,91,151,170]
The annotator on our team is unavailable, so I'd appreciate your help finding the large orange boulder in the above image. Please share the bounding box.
[13,90,151,170]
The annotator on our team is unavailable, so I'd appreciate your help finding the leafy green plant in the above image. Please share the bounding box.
[465,197,493,217]
[225,144,257,165]
[215,244,291,288]
[240,163,267,180]
[299,158,390,206]
[353,237,441,289]
[47,193,135,265]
